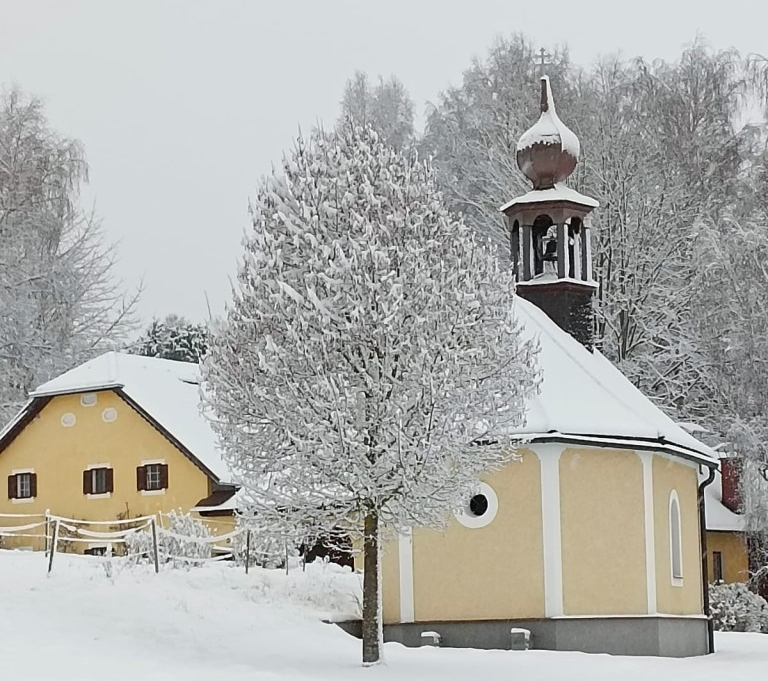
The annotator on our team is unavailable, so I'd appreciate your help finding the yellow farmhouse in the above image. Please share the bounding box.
[372,78,720,658]
[704,461,748,586]
[0,352,238,553]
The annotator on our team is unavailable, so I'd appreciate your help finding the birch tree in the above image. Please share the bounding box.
[338,71,415,152]
[0,89,138,419]
[202,123,540,665]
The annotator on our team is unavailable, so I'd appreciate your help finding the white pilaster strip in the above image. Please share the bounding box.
[398,530,415,623]
[640,451,657,614]
[537,444,564,617]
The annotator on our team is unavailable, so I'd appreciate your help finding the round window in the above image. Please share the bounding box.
[469,494,489,517]
[61,412,76,428]
[102,408,118,423]
[454,483,498,529]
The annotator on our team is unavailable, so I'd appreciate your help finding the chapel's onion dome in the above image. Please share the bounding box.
[516,76,580,190]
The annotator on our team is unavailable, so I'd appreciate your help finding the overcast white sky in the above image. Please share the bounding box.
[0,0,766,324]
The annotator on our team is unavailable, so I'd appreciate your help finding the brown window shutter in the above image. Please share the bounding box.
[30,473,37,498]
[159,464,169,490]
[106,468,114,494]
[8,474,17,499]
[136,465,146,491]
[83,470,92,495]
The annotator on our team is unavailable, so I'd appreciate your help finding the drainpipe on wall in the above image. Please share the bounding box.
[698,464,717,654]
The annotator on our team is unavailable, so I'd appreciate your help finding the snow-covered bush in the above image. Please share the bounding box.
[124,511,212,569]
[710,582,768,633]
[229,516,296,570]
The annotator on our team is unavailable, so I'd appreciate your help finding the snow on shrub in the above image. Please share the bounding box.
[125,511,212,568]
[709,582,768,633]
[229,515,294,569]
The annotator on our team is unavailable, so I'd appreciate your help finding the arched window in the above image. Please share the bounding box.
[669,490,683,583]
[532,214,554,276]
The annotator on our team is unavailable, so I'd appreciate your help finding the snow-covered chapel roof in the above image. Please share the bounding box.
[26,352,231,483]
[509,297,717,464]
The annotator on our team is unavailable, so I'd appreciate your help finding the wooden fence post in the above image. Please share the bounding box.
[47,519,60,574]
[44,510,51,557]
[150,516,160,574]
[245,529,251,575]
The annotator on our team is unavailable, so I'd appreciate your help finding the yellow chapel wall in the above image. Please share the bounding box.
[706,531,749,584]
[405,449,545,622]
[0,390,212,552]
[559,447,647,615]
[652,455,702,615]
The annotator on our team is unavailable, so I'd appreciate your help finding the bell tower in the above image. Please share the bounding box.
[501,76,599,349]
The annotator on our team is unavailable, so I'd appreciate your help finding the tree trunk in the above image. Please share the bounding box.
[362,509,381,665]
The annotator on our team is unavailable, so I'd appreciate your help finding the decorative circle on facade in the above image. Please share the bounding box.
[454,482,498,529]
[80,393,98,407]
[102,408,118,423]
[61,413,76,428]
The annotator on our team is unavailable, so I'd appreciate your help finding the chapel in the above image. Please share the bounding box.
[373,77,719,657]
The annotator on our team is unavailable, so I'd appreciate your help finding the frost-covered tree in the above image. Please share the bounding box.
[129,314,209,363]
[422,35,574,248]
[0,89,138,419]
[423,39,751,423]
[338,71,415,151]
[202,124,540,664]
[690,208,768,588]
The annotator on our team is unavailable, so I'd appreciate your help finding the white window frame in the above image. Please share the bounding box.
[11,468,35,504]
[669,489,684,586]
[140,459,167,496]
[91,468,108,496]
[86,463,112,499]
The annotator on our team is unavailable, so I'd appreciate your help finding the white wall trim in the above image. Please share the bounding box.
[398,529,415,623]
[86,463,112,470]
[141,459,166,466]
[639,452,657,614]
[535,444,564,617]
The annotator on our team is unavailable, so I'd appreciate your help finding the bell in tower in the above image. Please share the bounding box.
[500,76,599,349]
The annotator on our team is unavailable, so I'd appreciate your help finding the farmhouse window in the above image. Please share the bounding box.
[83,467,114,495]
[713,551,724,584]
[137,463,168,492]
[8,472,37,500]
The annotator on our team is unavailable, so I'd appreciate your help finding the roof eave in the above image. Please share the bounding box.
[115,388,227,485]
[30,382,124,398]
[511,430,717,467]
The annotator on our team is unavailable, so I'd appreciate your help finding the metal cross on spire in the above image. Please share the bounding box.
[537,47,553,76]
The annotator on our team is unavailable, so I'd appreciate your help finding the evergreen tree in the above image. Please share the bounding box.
[202,124,540,665]
[129,314,209,363]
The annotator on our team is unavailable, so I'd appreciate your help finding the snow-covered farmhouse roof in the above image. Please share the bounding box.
[510,297,717,465]
[0,352,231,484]
[703,468,745,532]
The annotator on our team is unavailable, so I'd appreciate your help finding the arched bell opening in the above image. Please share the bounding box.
[568,217,582,279]
[510,219,520,280]
[532,214,554,276]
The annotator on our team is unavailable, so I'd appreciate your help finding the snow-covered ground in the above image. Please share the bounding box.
[1,550,766,680]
